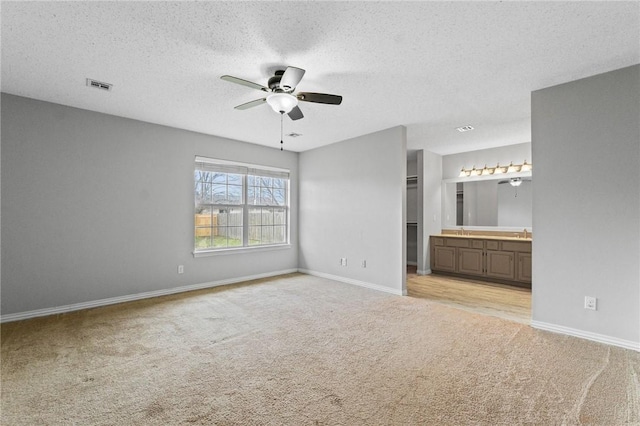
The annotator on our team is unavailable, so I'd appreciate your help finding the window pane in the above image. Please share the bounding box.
[247,186,256,204]
[260,177,271,187]
[227,227,243,246]
[227,208,243,226]
[248,175,256,186]
[212,208,226,226]
[273,189,285,206]
[195,233,212,249]
[261,208,273,224]
[261,188,273,206]
[212,184,227,203]
[273,208,286,225]
[249,208,261,225]
[227,173,242,184]
[262,226,274,244]
[195,207,211,224]
[211,227,228,248]
[273,226,286,243]
[211,173,226,184]
[248,226,261,245]
[194,181,206,204]
[195,171,213,183]
[228,184,243,204]
[273,178,285,189]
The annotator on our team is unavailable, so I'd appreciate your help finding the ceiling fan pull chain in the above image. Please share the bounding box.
[280,112,284,151]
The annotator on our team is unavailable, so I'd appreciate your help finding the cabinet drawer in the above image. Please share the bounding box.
[432,237,445,246]
[486,241,499,250]
[501,241,531,253]
[472,240,484,249]
[446,238,470,248]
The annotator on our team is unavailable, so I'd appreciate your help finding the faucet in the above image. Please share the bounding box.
[459,227,464,236]
[523,228,529,239]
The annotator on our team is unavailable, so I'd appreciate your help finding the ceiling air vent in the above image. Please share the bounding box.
[86,78,113,91]
[456,125,474,132]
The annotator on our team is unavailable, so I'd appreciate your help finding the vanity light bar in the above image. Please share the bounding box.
[459,160,532,177]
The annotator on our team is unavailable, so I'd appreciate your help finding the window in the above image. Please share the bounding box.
[194,156,289,253]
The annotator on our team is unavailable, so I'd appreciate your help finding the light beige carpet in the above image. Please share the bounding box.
[2,273,639,425]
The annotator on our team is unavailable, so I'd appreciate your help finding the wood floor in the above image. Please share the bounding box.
[406,266,531,324]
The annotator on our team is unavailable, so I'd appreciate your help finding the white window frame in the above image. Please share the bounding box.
[193,156,290,257]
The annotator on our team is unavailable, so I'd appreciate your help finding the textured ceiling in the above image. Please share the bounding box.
[2,1,639,155]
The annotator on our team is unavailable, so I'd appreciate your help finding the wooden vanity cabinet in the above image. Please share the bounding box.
[485,250,515,280]
[516,252,532,282]
[458,248,484,275]
[433,246,457,272]
[430,235,531,287]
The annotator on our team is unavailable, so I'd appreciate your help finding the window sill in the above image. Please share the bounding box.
[193,244,291,258]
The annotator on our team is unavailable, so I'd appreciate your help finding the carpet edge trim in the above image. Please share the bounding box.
[531,320,640,352]
[298,269,404,296]
[0,269,299,323]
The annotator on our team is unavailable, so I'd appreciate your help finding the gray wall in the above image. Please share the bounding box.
[298,126,407,294]
[531,65,640,345]
[1,94,299,315]
[421,150,442,274]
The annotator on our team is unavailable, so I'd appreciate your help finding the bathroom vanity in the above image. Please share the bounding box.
[430,234,531,288]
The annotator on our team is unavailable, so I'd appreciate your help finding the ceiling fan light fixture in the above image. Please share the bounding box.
[266,93,298,114]
[510,178,523,187]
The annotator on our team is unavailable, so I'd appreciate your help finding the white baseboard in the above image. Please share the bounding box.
[0,269,299,323]
[531,320,640,352]
[298,269,404,296]
[417,269,432,275]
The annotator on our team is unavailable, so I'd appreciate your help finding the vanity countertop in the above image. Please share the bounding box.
[434,234,532,242]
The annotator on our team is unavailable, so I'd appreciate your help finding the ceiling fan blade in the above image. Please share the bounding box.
[297,92,342,105]
[221,75,269,92]
[234,98,266,110]
[280,67,305,91]
[288,105,304,121]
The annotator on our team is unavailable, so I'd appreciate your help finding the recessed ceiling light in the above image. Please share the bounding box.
[456,125,474,132]
[286,132,302,138]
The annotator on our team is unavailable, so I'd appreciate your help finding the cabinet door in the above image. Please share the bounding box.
[433,246,456,272]
[486,251,515,280]
[516,253,532,283]
[458,248,484,275]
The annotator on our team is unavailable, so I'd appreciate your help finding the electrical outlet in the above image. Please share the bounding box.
[177,265,184,274]
[584,296,597,310]
[361,260,367,268]
[340,258,347,266]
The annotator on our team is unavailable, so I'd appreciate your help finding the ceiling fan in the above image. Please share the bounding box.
[220,66,342,121]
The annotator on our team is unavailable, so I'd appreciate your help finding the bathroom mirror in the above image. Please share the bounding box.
[442,178,532,228]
